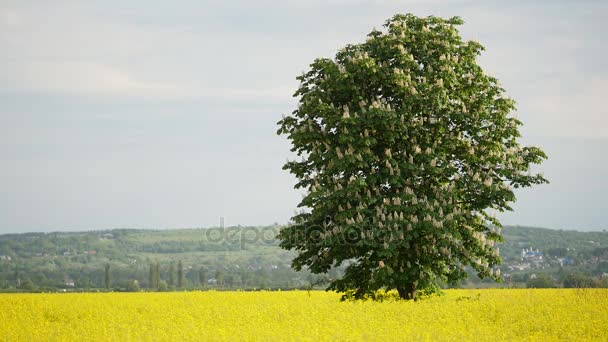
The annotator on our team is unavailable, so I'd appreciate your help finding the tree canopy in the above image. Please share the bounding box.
[277,13,548,300]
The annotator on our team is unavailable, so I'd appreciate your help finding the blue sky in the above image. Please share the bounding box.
[0,0,606,233]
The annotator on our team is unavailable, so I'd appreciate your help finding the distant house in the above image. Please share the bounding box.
[84,250,97,255]
[65,280,75,287]
[508,263,531,271]
[521,248,543,261]
[0,255,11,261]
[521,248,545,268]
[557,257,574,266]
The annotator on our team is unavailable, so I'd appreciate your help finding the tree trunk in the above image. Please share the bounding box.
[397,282,418,300]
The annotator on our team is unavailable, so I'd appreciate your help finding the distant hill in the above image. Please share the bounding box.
[499,225,608,261]
[0,225,606,291]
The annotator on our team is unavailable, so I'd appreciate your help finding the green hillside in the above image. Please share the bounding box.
[0,225,606,291]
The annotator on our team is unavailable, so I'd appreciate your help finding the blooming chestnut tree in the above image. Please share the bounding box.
[276,14,547,300]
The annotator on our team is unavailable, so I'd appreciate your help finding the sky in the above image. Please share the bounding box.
[0,0,606,233]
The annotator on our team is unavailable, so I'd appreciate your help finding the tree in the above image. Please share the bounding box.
[526,273,556,288]
[149,263,155,289]
[104,263,111,290]
[199,267,207,287]
[154,262,161,290]
[169,262,176,287]
[14,264,20,288]
[177,260,184,288]
[277,13,547,300]
[562,272,596,288]
[215,270,225,287]
[18,278,36,292]
[126,280,140,292]
[158,280,169,292]
[149,262,161,290]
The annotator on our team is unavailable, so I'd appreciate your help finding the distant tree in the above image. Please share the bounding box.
[14,264,20,288]
[595,261,608,275]
[104,264,111,290]
[254,269,270,289]
[149,264,155,289]
[76,276,92,289]
[149,262,161,290]
[154,262,161,290]
[126,280,140,292]
[526,273,556,288]
[18,278,36,292]
[592,247,608,259]
[547,247,569,258]
[231,274,243,288]
[199,267,207,286]
[562,272,597,288]
[177,260,184,288]
[511,273,528,283]
[277,13,548,300]
[158,281,169,292]
[169,262,176,287]
[32,272,48,287]
[215,270,225,287]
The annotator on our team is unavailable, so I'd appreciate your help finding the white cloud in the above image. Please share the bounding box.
[1,61,180,96]
[0,0,607,231]
[0,60,296,103]
[523,76,608,138]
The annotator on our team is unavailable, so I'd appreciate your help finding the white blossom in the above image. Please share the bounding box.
[342,105,350,119]
[472,172,480,181]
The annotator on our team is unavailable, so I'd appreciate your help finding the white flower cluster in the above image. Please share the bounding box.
[439,54,459,64]
[350,50,370,61]
[342,105,350,119]
[483,177,493,187]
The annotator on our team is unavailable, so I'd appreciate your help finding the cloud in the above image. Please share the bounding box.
[0,0,607,232]
[0,2,308,106]
[522,76,608,138]
[1,61,179,96]
[0,60,296,104]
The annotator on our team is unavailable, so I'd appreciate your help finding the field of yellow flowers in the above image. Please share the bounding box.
[1,289,607,341]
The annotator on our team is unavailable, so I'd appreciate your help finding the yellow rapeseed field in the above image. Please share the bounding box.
[1,289,607,341]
